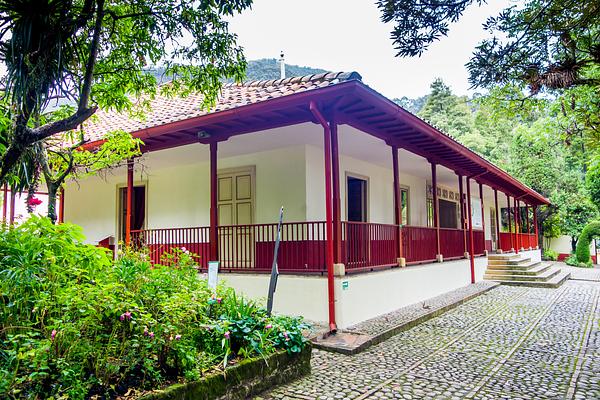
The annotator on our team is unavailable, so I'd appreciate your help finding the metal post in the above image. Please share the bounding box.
[466,177,475,283]
[209,142,219,261]
[431,162,442,262]
[392,145,405,266]
[526,204,531,249]
[506,193,514,253]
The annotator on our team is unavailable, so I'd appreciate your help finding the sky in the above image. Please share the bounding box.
[229,0,510,99]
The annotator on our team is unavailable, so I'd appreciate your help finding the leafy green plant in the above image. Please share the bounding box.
[543,249,558,261]
[0,217,309,399]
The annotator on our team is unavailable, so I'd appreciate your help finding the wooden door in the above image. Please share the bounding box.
[218,168,254,268]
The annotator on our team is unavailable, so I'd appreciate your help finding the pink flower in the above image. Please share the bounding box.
[175,334,181,340]
[265,324,273,330]
[216,297,222,304]
[283,332,290,341]
[51,329,57,340]
[28,197,43,207]
[144,327,149,336]
[181,246,187,252]
[120,311,132,321]
[148,331,155,338]
[224,331,230,339]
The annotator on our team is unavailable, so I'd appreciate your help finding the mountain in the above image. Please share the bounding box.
[145,59,327,84]
[392,95,429,115]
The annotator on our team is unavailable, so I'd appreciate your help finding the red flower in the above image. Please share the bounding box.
[28,197,43,207]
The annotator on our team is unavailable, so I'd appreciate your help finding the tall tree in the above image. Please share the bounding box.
[0,0,252,183]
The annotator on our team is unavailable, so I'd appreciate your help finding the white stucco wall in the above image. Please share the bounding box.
[220,255,493,329]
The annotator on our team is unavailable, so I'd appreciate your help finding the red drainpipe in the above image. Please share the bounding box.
[309,101,337,333]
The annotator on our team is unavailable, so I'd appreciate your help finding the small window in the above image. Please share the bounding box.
[400,186,410,225]
[347,176,368,222]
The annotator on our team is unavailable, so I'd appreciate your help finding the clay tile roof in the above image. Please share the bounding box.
[82,71,362,143]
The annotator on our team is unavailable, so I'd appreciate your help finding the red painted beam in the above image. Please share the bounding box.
[506,193,514,252]
[458,174,467,255]
[533,205,539,249]
[2,185,7,223]
[479,182,485,243]
[494,189,500,252]
[59,188,65,224]
[514,198,520,253]
[9,189,16,224]
[309,101,337,333]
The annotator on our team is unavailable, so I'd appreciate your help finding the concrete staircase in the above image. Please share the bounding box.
[483,253,570,288]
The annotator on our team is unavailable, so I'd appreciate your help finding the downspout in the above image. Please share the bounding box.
[309,101,337,333]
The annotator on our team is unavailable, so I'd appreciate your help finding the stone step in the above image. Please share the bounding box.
[484,266,560,282]
[488,253,520,261]
[485,263,551,276]
[493,271,571,288]
[486,261,543,271]
[488,257,532,266]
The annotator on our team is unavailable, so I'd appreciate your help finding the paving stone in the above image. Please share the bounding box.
[258,281,600,400]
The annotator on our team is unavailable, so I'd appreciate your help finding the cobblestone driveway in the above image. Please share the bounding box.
[260,281,600,400]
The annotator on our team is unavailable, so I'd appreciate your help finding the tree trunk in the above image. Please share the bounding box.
[47,183,58,224]
[571,237,578,253]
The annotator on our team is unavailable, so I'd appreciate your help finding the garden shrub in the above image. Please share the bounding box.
[575,221,600,265]
[0,217,309,399]
[542,248,558,261]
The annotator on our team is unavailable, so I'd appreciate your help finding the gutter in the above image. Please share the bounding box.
[309,100,337,333]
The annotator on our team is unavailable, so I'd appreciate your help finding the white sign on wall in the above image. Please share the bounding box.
[471,197,482,229]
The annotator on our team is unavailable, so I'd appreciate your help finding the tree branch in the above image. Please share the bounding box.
[79,0,105,111]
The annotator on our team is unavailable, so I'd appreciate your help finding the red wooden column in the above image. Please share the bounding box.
[2,185,7,223]
[514,197,521,252]
[494,189,500,252]
[466,177,476,283]
[392,145,405,266]
[209,141,219,261]
[533,205,539,249]
[525,204,531,249]
[478,182,485,252]
[506,193,514,252]
[331,121,342,264]
[458,174,467,256]
[431,162,442,261]
[58,188,65,224]
[9,188,16,224]
[125,159,134,246]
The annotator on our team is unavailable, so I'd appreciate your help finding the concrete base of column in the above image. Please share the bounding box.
[397,257,406,267]
[484,250,489,256]
[464,252,470,259]
[333,263,345,276]
[436,254,444,263]
[496,249,504,254]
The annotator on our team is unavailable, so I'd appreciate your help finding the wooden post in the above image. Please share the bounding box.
[458,174,467,257]
[533,205,539,249]
[466,177,475,283]
[525,204,531,249]
[58,188,65,224]
[392,145,405,266]
[478,182,485,253]
[2,185,7,223]
[494,189,500,252]
[9,188,16,224]
[506,193,514,252]
[125,159,134,246]
[431,162,442,262]
[514,197,520,252]
[209,141,219,261]
[331,121,342,264]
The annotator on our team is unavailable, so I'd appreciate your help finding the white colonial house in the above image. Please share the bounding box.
[1,72,548,329]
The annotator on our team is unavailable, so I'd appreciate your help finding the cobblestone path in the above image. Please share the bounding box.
[259,281,600,400]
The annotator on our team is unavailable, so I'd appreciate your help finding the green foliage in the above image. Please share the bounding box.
[543,248,558,261]
[575,221,600,264]
[555,191,598,250]
[586,163,600,211]
[0,0,253,182]
[0,217,308,399]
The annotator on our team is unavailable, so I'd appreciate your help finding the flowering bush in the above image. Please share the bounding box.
[0,217,309,399]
